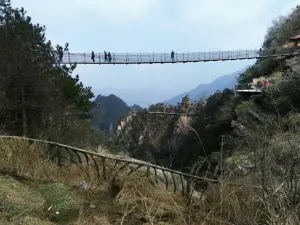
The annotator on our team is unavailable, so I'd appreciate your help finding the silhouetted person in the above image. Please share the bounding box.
[104,51,108,62]
[91,51,95,62]
[171,50,175,62]
[108,52,112,62]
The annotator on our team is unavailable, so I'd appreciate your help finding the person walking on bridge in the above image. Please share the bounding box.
[91,51,95,62]
[104,51,108,62]
[171,50,175,62]
[108,52,112,62]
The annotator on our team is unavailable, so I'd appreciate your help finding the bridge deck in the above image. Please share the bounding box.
[235,89,262,93]
[61,48,299,65]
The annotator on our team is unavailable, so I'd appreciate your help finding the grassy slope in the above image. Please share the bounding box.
[0,139,189,225]
[1,127,300,225]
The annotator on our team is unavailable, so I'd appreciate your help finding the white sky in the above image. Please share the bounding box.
[12,0,300,106]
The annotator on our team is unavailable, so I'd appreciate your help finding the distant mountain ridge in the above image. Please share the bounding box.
[131,104,144,111]
[164,70,242,105]
[91,94,142,132]
[93,87,181,108]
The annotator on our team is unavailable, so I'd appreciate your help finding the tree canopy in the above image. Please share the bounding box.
[0,0,100,146]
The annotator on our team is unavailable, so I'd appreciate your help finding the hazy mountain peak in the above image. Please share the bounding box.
[163,69,243,105]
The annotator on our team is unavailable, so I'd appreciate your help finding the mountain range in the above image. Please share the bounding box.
[90,94,131,132]
[93,87,181,108]
[163,70,242,105]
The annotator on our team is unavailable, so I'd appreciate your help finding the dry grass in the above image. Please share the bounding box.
[0,138,190,224]
[1,131,300,224]
[114,174,187,224]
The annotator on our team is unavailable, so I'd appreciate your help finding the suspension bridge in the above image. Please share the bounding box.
[61,47,300,65]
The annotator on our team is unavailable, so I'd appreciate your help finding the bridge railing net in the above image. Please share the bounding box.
[62,50,259,64]
[61,47,299,64]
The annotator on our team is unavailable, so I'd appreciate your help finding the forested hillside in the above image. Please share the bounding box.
[0,1,103,147]
[115,5,300,211]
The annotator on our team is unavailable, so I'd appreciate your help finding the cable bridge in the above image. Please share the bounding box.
[61,47,299,65]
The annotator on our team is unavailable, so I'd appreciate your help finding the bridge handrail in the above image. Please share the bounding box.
[0,135,214,196]
[0,135,265,196]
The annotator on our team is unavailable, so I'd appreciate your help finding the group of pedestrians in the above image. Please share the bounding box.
[91,51,112,63]
[90,50,176,63]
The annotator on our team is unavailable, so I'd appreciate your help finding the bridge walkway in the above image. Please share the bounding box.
[61,48,299,65]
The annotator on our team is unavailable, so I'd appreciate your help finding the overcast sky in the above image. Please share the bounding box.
[12,0,300,107]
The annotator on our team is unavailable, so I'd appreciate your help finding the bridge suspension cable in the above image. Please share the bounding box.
[61,47,299,65]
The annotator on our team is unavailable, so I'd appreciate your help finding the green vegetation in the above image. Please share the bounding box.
[116,4,300,178]
[0,0,102,147]
[113,5,300,223]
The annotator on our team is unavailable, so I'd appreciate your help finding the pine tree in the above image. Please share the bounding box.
[0,1,96,145]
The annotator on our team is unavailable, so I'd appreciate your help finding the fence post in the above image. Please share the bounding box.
[84,53,86,64]
[126,53,128,64]
[99,52,101,64]
[68,52,71,64]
